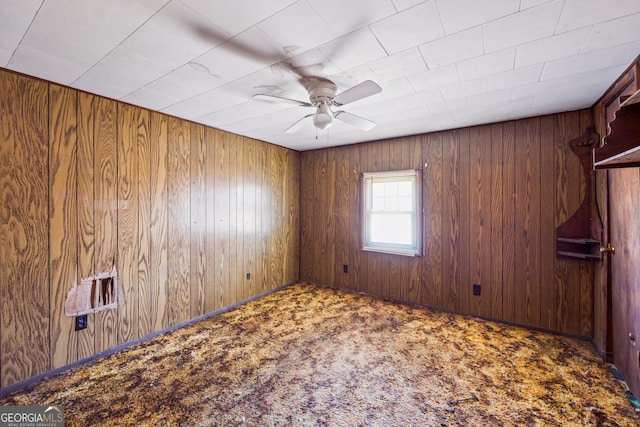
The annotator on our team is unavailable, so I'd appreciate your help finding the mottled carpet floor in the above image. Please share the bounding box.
[1,283,638,426]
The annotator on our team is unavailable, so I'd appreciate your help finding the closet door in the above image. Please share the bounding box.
[609,167,640,398]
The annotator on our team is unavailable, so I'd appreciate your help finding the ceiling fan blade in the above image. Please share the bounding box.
[285,114,313,133]
[253,94,312,107]
[333,111,376,131]
[189,21,283,65]
[333,80,382,106]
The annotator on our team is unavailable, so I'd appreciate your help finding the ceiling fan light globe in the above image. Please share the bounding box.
[314,112,333,129]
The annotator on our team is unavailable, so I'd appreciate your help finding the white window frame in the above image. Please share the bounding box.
[361,169,423,257]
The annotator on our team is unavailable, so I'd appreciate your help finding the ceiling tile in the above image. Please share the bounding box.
[0,0,41,67]
[199,99,289,127]
[428,98,469,115]
[285,48,340,78]
[491,97,534,119]
[122,86,180,112]
[332,47,427,86]
[8,0,166,84]
[429,111,459,130]
[512,64,625,103]
[122,63,224,110]
[307,0,396,35]
[520,0,554,9]
[318,28,387,71]
[514,27,592,68]
[70,62,145,99]
[225,106,307,134]
[604,40,640,68]
[225,65,309,101]
[482,0,563,53]
[339,82,426,124]
[265,0,301,12]
[256,1,339,55]
[392,90,444,111]
[568,65,629,90]
[364,107,438,134]
[195,26,285,83]
[466,88,512,108]
[366,48,428,82]
[391,0,426,12]
[455,47,515,81]
[436,0,519,34]
[347,77,418,108]
[180,0,292,35]
[348,92,436,125]
[440,77,487,101]
[556,0,640,33]
[540,48,615,81]
[487,63,542,91]
[72,1,224,98]
[367,101,435,121]
[452,96,516,124]
[581,13,640,53]
[407,64,459,92]
[511,76,569,100]
[452,106,510,128]
[161,86,247,119]
[531,82,608,112]
[370,1,444,55]
[419,26,483,68]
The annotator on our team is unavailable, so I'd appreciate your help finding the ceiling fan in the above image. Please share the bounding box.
[179,14,382,133]
[254,77,382,133]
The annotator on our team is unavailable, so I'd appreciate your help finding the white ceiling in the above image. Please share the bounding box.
[2,0,639,151]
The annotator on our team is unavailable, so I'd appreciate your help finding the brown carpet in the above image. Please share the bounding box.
[0,283,637,426]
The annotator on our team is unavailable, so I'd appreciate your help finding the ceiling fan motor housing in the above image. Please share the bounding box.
[303,77,338,104]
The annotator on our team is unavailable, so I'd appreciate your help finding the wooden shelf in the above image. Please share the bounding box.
[557,238,602,261]
[593,55,640,170]
[557,237,600,244]
[594,102,640,169]
[594,146,640,169]
[558,251,601,261]
[555,127,602,262]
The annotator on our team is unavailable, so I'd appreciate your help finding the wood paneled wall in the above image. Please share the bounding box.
[0,69,300,388]
[300,110,594,337]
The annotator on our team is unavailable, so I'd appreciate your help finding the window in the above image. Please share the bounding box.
[362,169,422,256]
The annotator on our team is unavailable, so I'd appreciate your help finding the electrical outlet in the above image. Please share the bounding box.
[343,264,349,273]
[75,314,88,331]
[246,272,250,280]
[473,284,481,296]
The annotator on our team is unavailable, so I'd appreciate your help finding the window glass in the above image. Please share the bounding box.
[362,170,422,256]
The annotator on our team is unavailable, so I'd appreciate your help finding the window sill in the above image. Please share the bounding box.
[362,246,421,257]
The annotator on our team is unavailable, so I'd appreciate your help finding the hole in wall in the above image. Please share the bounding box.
[65,265,119,317]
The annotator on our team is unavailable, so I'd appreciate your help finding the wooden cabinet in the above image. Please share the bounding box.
[593,55,640,169]
[591,55,640,398]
